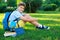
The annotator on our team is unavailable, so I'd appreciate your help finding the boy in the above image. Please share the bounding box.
[9,2,50,30]
[4,2,50,36]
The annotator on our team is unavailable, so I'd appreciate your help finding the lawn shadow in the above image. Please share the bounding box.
[0,29,5,40]
[0,21,2,25]
[38,20,60,24]
[31,14,60,19]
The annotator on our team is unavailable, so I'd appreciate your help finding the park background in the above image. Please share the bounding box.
[0,0,60,40]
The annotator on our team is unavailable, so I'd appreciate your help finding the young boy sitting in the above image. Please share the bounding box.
[4,2,50,37]
[9,2,50,30]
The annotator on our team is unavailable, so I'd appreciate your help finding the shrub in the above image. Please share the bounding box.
[22,0,42,13]
[43,4,57,11]
[5,7,17,12]
[56,7,60,11]
[0,3,7,13]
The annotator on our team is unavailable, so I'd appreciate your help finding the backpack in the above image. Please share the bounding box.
[3,12,18,31]
[3,12,12,31]
[3,12,25,36]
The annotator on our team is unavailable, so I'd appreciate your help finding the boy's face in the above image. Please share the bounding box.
[18,6,25,12]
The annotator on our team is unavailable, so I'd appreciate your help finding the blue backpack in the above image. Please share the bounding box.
[3,12,12,31]
[3,12,25,36]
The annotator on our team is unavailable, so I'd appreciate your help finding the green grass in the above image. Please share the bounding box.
[0,12,60,40]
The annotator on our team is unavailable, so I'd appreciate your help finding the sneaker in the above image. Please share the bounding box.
[36,25,50,30]
[4,31,16,37]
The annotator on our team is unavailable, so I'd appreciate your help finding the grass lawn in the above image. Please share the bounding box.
[0,12,60,40]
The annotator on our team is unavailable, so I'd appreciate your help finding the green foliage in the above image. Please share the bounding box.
[22,0,42,13]
[43,4,57,11]
[56,7,60,11]
[7,0,17,7]
[0,0,60,13]
[50,0,60,7]
[6,0,17,12]
[5,7,17,12]
[0,0,17,13]
[22,0,60,12]
[39,0,60,11]
[0,3,7,13]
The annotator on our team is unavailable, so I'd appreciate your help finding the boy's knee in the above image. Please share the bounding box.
[34,19,38,21]
[32,18,37,21]
[29,19,36,22]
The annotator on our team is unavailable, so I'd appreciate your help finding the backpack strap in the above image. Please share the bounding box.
[13,18,20,27]
[7,12,12,22]
[8,11,20,28]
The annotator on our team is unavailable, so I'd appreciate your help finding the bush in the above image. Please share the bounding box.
[43,4,57,11]
[22,0,42,13]
[56,7,60,11]
[7,0,17,7]
[5,7,17,12]
[0,3,7,13]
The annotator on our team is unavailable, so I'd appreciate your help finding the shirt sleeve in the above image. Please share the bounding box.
[13,11,23,18]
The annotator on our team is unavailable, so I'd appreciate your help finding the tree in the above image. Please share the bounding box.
[22,0,42,13]
[7,0,17,7]
[0,0,7,13]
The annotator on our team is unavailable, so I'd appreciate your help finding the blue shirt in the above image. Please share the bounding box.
[9,10,24,22]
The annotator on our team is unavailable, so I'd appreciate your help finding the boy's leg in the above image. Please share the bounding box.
[17,20,26,27]
[24,14,41,26]
[23,14,50,29]
[29,18,50,29]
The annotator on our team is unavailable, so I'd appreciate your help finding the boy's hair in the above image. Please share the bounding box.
[18,2,26,7]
